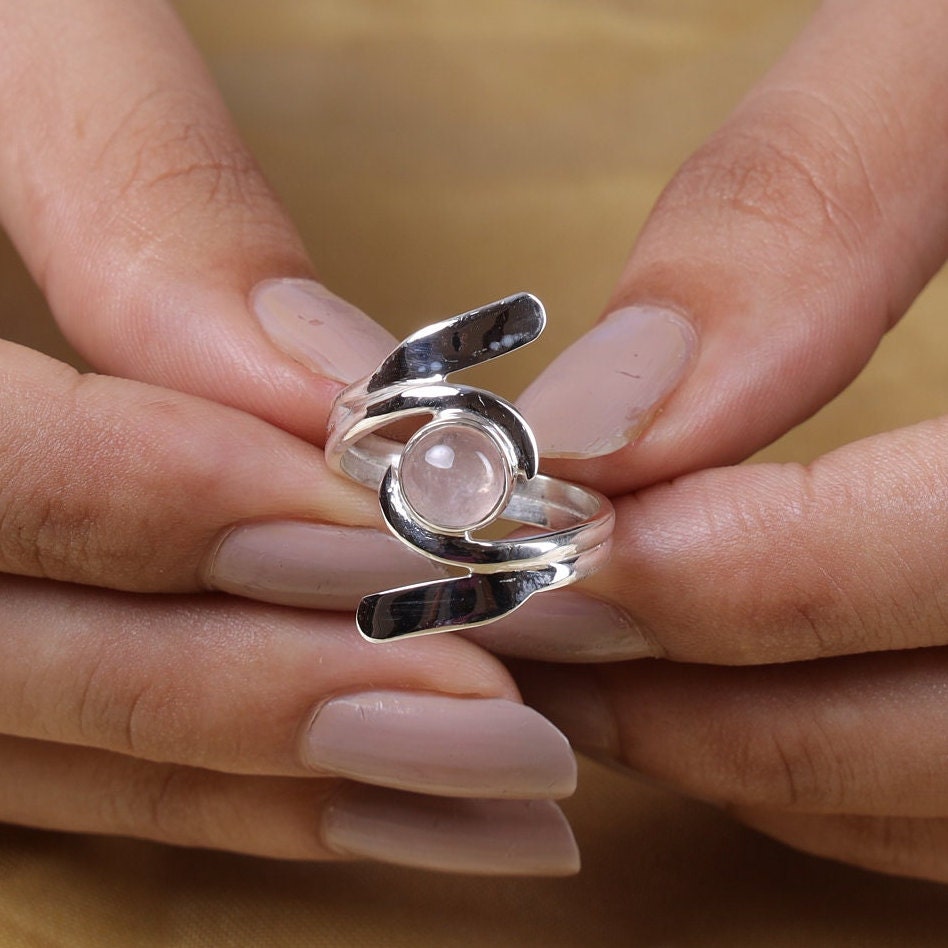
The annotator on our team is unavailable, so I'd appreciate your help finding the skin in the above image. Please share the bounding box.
[3,0,948,884]
[516,0,948,885]
[0,0,581,872]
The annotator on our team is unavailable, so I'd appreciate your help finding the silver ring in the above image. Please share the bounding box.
[326,292,615,642]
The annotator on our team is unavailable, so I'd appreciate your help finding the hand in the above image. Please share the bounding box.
[493,0,948,883]
[0,0,579,875]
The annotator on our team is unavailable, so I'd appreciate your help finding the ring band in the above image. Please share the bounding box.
[326,293,615,642]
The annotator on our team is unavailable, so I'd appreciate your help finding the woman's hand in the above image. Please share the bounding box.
[494,0,948,883]
[0,0,579,875]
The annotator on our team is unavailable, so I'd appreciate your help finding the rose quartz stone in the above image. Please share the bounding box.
[401,425,507,531]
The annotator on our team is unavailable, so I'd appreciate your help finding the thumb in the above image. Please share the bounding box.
[517,0,948,494]
[0,0,396,446]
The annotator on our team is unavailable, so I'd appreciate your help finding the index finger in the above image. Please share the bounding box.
[0,339,444,602]
[0,0,396,443]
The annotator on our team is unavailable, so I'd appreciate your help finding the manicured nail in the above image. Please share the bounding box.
[204,522,447,610]
[516,665,622,760]
[463,589,656,662]
[517,305,697,458]
[303,691,577,799]
[251,278,397,383]
[323,787,580,876]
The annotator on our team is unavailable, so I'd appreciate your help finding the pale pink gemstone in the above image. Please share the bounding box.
[400,425,508,531]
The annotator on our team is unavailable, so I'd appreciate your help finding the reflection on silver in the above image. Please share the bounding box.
[326,293,614,642]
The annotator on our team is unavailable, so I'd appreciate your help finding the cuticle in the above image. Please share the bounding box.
[198,523,238,590]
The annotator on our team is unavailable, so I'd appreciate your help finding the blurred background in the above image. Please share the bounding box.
[3,1,948,944]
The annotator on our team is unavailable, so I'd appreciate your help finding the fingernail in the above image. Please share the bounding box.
[251,278,397,383]
[323,787,580,876]
[463,590,657,662]
[516,665,622,760]
[517,305,697,458]
[303,691,577,799]
[204,522,447,610]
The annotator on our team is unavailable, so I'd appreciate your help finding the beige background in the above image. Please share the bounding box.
[3,0,948,944]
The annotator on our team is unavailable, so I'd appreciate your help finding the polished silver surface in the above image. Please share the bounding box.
[326,293,614,641]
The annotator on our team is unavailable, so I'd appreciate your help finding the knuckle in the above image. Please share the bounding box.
[128,125,265,212]
[0,372,206,588]
[96,761,213,849]
[73,652,113,746]
[128,769,327,857]
[0,385,118,583]
[70,639,186,765]
[825,815,941,880]
[0,414,101,582]
[709,465,875,662]
[127,764,206,844]
[684,476,834,663]
[96,88,278,236]
[867,818,941,877]
[709,715,847,811]
[659,88,883,257]
[121,680,162,760]
[145,766,204,842]
[22,488,97,580]
[756,566,848,661]
[72,651,143,754]
[126,765,261,854]
[92,757,227,851]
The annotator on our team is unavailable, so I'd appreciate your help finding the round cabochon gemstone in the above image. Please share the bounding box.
[400,424,508,531]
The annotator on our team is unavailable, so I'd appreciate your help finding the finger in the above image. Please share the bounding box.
[735,809,948,885]
[0,340,414,600]
[0,575,576,800]
[0,0,396,443]
[0,737,578,875]
[516,648,948,819]
[490,418,948,665]
[516,0,948,493]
